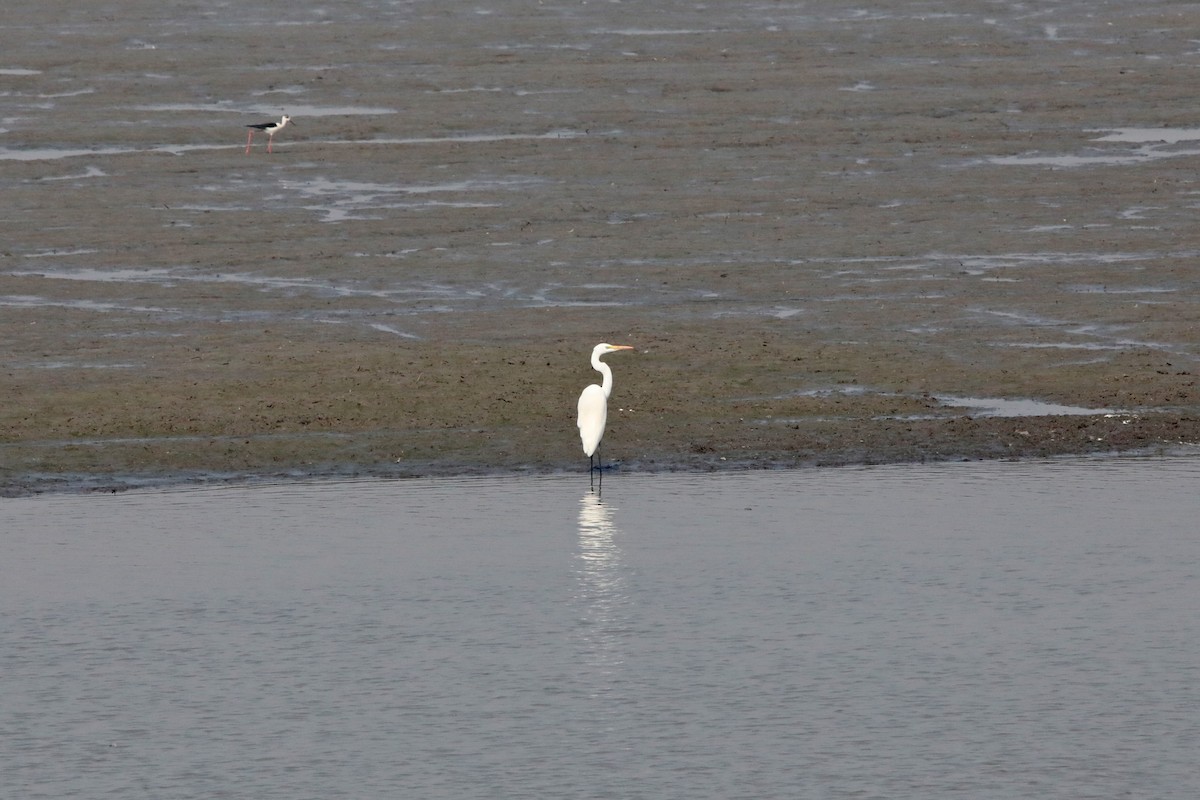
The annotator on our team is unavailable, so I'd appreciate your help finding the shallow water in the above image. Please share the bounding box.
[4,456,1198,799]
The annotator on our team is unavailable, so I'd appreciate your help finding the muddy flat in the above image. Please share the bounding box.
[2,1,1198,493]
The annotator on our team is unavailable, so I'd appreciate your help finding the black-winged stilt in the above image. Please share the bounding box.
[244,115,294,154]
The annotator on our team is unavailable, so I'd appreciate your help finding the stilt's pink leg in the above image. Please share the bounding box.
[245,129,253,154]
[267,134,274,154]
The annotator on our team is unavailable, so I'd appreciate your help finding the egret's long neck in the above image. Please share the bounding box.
[593,354,614,397]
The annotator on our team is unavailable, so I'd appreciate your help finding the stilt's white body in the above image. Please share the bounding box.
[245,115,293,154]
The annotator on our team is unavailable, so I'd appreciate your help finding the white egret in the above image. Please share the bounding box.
[577,343,634,483]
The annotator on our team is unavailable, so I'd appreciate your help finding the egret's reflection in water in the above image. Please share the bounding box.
[574,492,630,677]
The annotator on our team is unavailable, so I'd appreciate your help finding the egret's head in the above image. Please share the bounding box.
[595,343,634,355]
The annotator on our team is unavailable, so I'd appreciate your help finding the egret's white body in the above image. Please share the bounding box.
[577,343,633,477]
[577,382,608,457]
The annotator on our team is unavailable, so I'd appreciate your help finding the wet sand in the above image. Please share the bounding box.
[2,1,1198,494]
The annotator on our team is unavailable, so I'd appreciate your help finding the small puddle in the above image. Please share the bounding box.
[1090,127,1200,144]
[986,128,1200,168]
[939,396,1118,418]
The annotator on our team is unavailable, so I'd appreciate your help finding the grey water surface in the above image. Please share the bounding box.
[3,456,1199,799]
